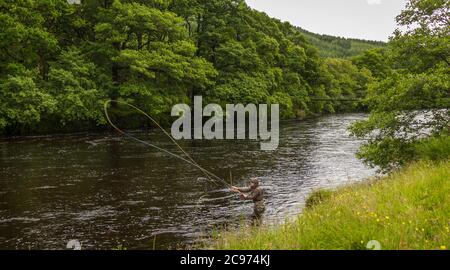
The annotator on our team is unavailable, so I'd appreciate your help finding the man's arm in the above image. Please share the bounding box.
[243,189,261,200]
[231,186,251,193]
[236,187,251,193]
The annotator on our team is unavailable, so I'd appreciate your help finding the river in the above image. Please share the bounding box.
[0,113,376,249]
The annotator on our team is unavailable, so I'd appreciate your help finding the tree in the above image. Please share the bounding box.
[82,1,219,121]
[391,0,449,71]
[322,58,373,112]
[0,66,55,133]
[350,0,450,171]
[352,48,391,79]
[46,48,108,125]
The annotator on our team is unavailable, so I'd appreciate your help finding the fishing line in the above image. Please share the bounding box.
[103,100,233,189]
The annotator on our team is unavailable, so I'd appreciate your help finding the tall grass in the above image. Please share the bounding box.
[210,161,450,250]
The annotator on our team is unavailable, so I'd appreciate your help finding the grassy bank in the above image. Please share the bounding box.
[211,161,450,250]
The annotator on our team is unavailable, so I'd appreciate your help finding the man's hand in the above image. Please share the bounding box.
[230,186,239,193]
[240,194,247,200]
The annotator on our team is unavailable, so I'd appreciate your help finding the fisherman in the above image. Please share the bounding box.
[231,178,265,224]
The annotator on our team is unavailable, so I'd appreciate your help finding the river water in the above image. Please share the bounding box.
[0,113,376,249]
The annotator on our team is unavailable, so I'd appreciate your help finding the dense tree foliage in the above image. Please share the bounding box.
[350,0,449,171]
[0,0,375,134]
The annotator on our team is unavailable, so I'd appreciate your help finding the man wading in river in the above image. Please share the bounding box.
[231,178,265,224]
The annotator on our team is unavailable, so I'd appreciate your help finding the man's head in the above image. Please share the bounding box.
[249,178,259,189]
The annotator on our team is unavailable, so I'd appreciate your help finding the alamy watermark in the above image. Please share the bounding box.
[66,239,81,250]
[366,240,382,250]
[171,96,279,151]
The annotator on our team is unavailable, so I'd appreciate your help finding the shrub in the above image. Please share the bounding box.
[414,134,450,162]
[305,189,333,209]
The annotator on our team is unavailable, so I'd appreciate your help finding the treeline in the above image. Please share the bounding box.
[0,0,378,135]
[297,27,386,58]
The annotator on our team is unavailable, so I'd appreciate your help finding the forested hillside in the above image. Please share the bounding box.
[0,0,377,135]
[297,28,386,58]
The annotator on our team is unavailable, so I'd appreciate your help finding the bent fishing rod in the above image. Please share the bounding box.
[103,100,235,190]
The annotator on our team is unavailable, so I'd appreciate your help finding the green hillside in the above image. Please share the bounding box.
[297,28,386,58]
